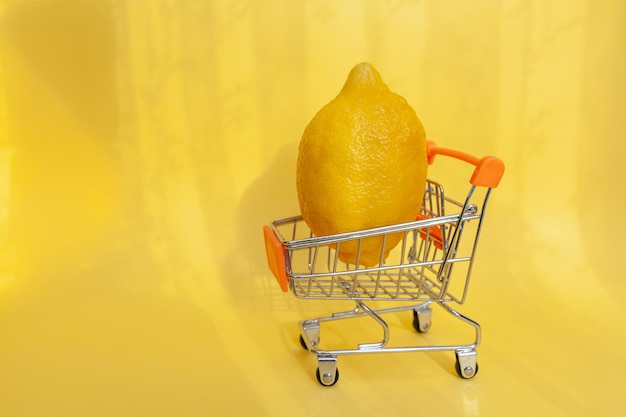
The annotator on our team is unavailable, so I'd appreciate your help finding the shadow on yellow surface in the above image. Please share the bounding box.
[0,0,625,416]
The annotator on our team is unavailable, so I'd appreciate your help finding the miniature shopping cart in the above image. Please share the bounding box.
[263,141,504,386]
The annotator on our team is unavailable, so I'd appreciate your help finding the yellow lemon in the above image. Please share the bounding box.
[296,62,428,266]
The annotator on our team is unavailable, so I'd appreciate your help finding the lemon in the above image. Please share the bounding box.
[296,62,428,267]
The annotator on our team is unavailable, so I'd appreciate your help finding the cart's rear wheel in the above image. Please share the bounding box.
[455,355,479,379]
[316,367,340,387]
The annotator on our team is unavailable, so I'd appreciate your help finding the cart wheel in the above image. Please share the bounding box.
[299,334,320,351]
[455,354,479,379]
[412,307,432,333]
[316,367,340,387]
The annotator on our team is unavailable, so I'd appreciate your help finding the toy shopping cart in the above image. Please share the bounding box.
[263,141,504,386]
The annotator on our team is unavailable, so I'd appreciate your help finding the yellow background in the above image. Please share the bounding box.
[0,0,625,415]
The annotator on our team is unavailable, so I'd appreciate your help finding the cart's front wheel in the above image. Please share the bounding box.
[412,307,432,333]
[299,334,320,351]
[316,355,339,386]
[316,367,340,387]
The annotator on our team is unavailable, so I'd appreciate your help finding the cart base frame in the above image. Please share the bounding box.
[298,300,481,386]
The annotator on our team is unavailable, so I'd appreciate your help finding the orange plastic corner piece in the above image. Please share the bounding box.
[263,225,289,292]
[416,214,444,250]
[470,156,505,188]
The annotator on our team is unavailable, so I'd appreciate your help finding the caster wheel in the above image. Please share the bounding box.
[412,307,432,333]
[299,335,319,350]
[455,357,479,379]
[316,367,340,387]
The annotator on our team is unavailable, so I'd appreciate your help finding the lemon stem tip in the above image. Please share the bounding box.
[341,62,388,93]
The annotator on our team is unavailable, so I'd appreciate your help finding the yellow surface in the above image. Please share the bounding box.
[0,0,624,415]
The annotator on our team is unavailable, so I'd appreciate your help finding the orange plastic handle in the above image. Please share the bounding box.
[426,140,505,188]
[263,225,289,292]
